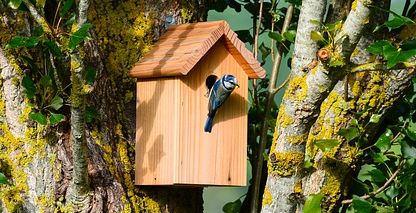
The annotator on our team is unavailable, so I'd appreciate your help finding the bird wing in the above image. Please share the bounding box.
[207,80,220,116]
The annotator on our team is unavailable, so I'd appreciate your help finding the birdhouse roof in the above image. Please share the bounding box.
[129,20,266,79]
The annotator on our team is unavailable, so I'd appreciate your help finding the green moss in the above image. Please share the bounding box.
[181,0,197,22]
[268,152,304,177]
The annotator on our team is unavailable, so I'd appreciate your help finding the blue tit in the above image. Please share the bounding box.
[204,74,239,133]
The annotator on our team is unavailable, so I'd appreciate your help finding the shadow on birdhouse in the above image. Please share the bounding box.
[129,20,265,186]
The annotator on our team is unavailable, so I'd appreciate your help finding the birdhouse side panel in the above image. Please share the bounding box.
[135,78,180,185]
[177,41,247,186]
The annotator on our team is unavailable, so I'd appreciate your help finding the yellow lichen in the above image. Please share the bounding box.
[268,152,304,177]
[262,187,273,206]
[277,105,294,128]
[286,134,308,145]
[286,75,308,101]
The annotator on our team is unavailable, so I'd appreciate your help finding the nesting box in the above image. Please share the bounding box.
[129,20,265,186]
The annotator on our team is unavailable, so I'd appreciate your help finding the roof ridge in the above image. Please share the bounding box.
[129,20,266,79]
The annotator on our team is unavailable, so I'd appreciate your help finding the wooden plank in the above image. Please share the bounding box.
[167,20,226,31]
[135,77,179,185]
[160,27,220,39]
[178,42,247,186]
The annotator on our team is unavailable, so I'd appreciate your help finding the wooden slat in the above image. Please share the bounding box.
[135,77,180,185]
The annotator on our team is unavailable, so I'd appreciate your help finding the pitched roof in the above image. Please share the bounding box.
[129,20,266,79]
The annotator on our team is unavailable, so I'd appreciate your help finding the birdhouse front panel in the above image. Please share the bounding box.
[177,40,248,186]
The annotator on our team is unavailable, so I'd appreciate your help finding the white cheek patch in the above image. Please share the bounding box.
[223,81,234,90]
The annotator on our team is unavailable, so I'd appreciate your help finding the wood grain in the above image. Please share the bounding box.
[135,42,248,186]
[129,20,266,79]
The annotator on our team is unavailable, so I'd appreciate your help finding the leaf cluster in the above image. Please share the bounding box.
[5,0,98,125]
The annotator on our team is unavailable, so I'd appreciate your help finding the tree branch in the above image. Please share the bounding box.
[341,160,405,204]
[22,0,53,35]
[252,5,294,213]
[66,0,91,210]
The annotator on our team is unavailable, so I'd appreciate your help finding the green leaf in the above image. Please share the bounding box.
[304,193,323,213]
[235,30,253,43]
[283,30,296,43]
[268,31,283,42]
[45,40,63,57]
[368,168,387,183]
[22,75,36,99]
[313,139,340,152]
[222,199,241,213]
[396,49,416,65]
[40,75,52,88]
[310,31,325,42]
[401,39,416,51]
[85,67,96,85]
[401,141,416,159]
[375,129,392,152]
[36,0,46,8]
[68,23,93,50]
[369,114,382,123]
[329,58,346,67]
[7,36,40,49]
[352,195,373,213]
[61,0,74,16]
[65,13,76,26]
[385,186,399,199]
[304,154,313,169]
[8,0,22,9]
[29,112,47,125]
[0,172,8,184]
[338,127,360,142]
[259,42,271,64]
[48,95,63,110]
[49,113,65,125]
[386,52,400,69]
[385,16,407,29]
[374,206,394,213]
[371,152,389,163]
[358,164,376,182]
[325,20,343,33]
[309,20,321,25]
[85,106,98,123]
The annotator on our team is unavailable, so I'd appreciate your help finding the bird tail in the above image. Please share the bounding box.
[204,116,214,133]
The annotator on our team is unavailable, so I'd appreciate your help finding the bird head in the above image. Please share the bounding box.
[222,74,239,90]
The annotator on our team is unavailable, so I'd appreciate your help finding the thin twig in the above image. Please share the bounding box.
[403,0,411,16]
[341,160,405,204]
[271,73,291,95]
[250,4,294,213]
[22,0,53,35]
[253,0,264,58]
[49,52,64,95]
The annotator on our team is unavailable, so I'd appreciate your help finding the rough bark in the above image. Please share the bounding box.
[0,0,207,212]
[262,0,413,212]
[262,0,392,212]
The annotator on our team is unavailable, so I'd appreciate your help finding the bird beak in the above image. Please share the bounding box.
[235,83,240,88]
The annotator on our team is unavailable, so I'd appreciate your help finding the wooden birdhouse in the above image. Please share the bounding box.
[129,20,265,186]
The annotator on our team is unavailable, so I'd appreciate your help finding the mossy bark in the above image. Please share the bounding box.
[0,0,207,212]
[262,1,412,213]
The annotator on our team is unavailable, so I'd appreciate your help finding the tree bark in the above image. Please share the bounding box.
[262,0,413,212]
[0,0,207,212]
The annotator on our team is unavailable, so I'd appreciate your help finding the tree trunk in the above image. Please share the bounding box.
[0,0,207,212]
[261,0,413,212]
